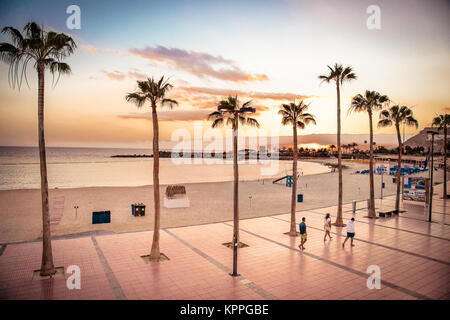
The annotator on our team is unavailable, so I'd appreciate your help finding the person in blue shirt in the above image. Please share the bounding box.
[298,217,307,250]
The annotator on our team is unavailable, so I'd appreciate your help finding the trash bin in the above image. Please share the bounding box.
[393,178,396,183]
[132,203,146,216]
[297,194,303,202]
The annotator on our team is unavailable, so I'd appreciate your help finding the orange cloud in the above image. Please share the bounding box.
[118,110,210,122]
[81,44,99,55]
[129,46,269,82]
[99,69,149,81]
[101,70,127,80]
[176,86,314,101]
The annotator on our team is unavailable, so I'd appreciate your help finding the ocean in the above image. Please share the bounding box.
[0,146,330,190]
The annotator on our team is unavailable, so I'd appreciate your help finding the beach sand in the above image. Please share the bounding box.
[0,159,445,244]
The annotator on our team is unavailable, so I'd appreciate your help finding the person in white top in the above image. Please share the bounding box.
[342,217,356,247]
[323,213,332,241]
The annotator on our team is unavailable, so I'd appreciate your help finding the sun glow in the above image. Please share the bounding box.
[298,143,327,150]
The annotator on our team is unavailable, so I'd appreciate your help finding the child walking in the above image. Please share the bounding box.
[324,213,332,241]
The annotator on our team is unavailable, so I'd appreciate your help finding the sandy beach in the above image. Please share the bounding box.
[0,158,446,244]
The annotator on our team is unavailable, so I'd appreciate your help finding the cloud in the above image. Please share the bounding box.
[176,86,314,101]
[128,70,148,79]
[129,46,269,82]
[81,44,99,55]
[101,70,127,81]
[253,105,272,116]
[98,69,149,81]
[119,110,211,122]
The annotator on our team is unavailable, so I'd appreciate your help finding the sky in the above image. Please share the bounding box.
[0,0,449,148]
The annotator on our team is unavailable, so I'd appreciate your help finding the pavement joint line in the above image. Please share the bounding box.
[163,228,278,300]
[306,209,450,242]
[222,222,432,300]
[270,216,450,266]
[90,236,126,300]
[0,244,6,256]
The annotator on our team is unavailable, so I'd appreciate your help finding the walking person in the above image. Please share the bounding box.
[324,213,332,241]
[298,217,307,250]
[342,217,356,247]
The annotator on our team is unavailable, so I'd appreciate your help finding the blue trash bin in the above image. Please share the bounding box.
[297,194,303,202]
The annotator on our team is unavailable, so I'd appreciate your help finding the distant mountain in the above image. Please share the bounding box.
[404,127,448,152]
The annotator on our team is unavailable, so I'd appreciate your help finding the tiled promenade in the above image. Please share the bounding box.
[0,189,448,300]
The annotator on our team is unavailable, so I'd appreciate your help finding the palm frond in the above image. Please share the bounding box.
[161,98,178,109]
[245,117,260,128]
[211,118,224,128]
[377,119,392,128]
[125,92,147,108]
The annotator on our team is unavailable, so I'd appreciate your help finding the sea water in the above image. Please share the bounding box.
[0,146,330,190]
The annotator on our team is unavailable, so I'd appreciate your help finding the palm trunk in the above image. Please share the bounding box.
[395,123,402,212]
[289,124,298,236]
[335,82,344,226]
[150,104,161,260]
[444,127,447,198]
[368,111,376,218]
[233,118,239,243]
[38,62,55,276]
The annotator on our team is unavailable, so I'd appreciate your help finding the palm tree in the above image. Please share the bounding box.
[125,76,178,261]
[432,114,450,198]
[0,22,76,276]
[329,144,336,154]
[349,90,389,218]
[319,64,356,226]
[279,101,316,236]
[208,96,259,276]
[352,142,358,153]
[378,106,418,212]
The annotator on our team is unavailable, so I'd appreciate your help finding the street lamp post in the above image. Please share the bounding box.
[427,131,438,222]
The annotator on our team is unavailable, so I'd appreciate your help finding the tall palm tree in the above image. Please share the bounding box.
[125,76,178,261]
[208,96,259,275]
[279,101,316,236]
[349,90,389,218]
[378,106,418,212]
[319,64,356,226]
[432,114,450,198]
[0,22,76,276]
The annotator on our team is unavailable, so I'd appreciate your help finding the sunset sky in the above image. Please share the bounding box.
[0,0,449,148]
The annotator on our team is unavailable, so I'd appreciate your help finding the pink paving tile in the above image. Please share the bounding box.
[0,237,114,299]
